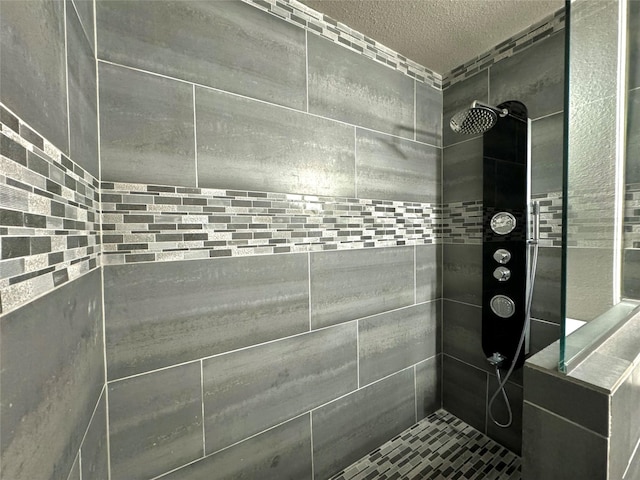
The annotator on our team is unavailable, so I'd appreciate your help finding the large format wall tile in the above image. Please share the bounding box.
[359,303,439,386]
[108,363,203,480]
[71,0,95,50]
[202,324,357,454]
[81,391,109,480]
[416,355,442,419]
[623,249,640,298]
[486,376,523,455]
[629,0,640,91]
[310,247,414,329]
[96,0,306,110]
[104,254,309,379]
[443,355,487,434]
[443,244,482,305]
[308,35,414,139]
[443,138,483,203]
[443,71,488,147]
[531,113,563,195]
[442,300,486,372]
[312,369,416,480]
[355,129,440,203]
[416,82,443,146]
[0,0,68,153]
[610,363,640,480]
[626,88,640,184]
[163,415,313,480]
[416,244,442,303]
[531,247,562,324]
[196,87,355,197]
[1,270,103,480]
[98,63,195,186]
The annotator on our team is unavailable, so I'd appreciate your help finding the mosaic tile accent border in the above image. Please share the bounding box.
[0,106,101,314]
[442,7,565,89]
[243,0,442,89]
[624,184,640,249]
[331,409,521,480]
[101,182,441,265]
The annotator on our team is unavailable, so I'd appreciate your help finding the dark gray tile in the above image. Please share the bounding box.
[108,363,203,480]
[0,0,68,153]
[443,71,488,146]
[308,35,414,139]
[196,87,355,197]
[531,246,562,324]
[490,31,564,120]
[104,254,309,379]
[71,0,94,50]
[623,249,640,299]
[522,402,608,480]
[486,376,523,455]
[443,243,482,305]
[629,0,640,91]
[310,247,414,329]
[529,319,560,356]
[67,1,99,177]
[416,355,442,420]
[443,137,483,203]
[96,0,305,110]
[202,324,357,454]
[442,300,486,372]
[163,415,312,480]
[442,355,487,434]
[1,270,103,480]
[610,363,640,480]
[416,82,443,147]
[355,128,440,203]
[626,89,640,184]
[566,247,615,321]
[531,113,564,195]
[99,62,195,186]
[312,369,415,480]
[359,302,439,386]
[416,244,441,303]
[81,391,109,480]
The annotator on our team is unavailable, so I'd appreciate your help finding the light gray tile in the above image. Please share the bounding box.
[67,1,99,177]
[626,89,640,184]
[1,270,103,480]
[81,391,109,480]
[623,249,640,299]
[529,319,560,356]
[98,62,195,186]
[416,244,441,303]
[104,254,309,379]
[443,137,483,203]
[531,246,562,324]
[355,128,440,203]
[359,302,439,386]
[196,87,355,197]
[68,455,80,480]
[566,247,615,321]
[522,402,608,480]
[0,0,68,153]
[312,369,415,480]
[443,71,488,146]
[531,113,564,195]
[443,355,487,434]
[442,300,487,372]
[416,355,442,420]
[629,0,640,91]
[163,415,312,480]
[71,0,94,51]
[308,35,414,138]
[443,243,482,305]
[108,363,203,480]
[416,82,443,147]
[96,0,306,109]
[310,247,414,329]
[486,376,523,455]
[610,363,640,480]
[202,324,357,454]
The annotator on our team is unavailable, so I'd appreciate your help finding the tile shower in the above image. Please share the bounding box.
[0,1,565,479]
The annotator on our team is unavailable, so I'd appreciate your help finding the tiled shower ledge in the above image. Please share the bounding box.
[331,410,521,480]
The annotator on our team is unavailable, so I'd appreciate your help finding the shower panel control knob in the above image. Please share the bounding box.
[493,249,511,264]
[490,295,516,318]
[493,266,511,282]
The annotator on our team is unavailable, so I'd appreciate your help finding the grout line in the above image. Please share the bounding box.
[308,252,312,331]
[356,319,360,389]
[413,244,417,305]
[309,412,315,479]
[64,0,71,155]
[353,127,358,197]
[414,80,417,141]
[414,364,418,423]
[78,450,83,480]
[443,135,482,149]
[193,85,198,188]
[522,401,610,440]
[305,30,309,113]
[100,267,112,480]
[200,359,206,456]
[531,109,564,122]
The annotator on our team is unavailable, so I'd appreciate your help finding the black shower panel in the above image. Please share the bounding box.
[481,101,529,370]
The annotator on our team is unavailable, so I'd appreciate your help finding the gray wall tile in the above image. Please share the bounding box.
[163,415,312,480]
[490,32,565,120]
[1,270,103,480]
[486,376,523,455]
[629,0,640,91]
[196,87,355,197]
[69,456,81,480]
[416,82,443,146]
[529,319,560,356]
[531,113,564,195]
[98,62,195,186]
[443,244,482,305]
[623,249,640,299]
[310,247,414,329]
[96,0,306,109]
[443,355,487,434]
[0,0,68,153]
[442,300,487,372]
[355,128,440,203]
[359,302,439,386]
[312,369,416,480]
[81,391,109,480]
[531,246,562,324]
[104,254,309,379]
[67,1,99,177]
[308,35,414,139]
[610,363,640,480]
[202,324,357,454]
[443,137,483,203]
[443,71,488,146]
[108,363,203,480]
[626,88,640,184]
[416,355,442,420]
[416,244,442,303]
[71,0,95,50]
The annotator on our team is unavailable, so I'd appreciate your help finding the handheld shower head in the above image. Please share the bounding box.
[449,101,509,135]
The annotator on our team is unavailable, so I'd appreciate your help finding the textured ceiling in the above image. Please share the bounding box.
[300,0,564,74]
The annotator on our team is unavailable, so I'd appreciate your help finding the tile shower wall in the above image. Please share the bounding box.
[96,1,442,479]
[441,19,565,454]
[1,1,107,479]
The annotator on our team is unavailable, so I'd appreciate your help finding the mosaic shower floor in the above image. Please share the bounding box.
[330,410,521,480]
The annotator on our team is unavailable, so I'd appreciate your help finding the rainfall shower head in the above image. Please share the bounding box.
[450,101,509,135]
